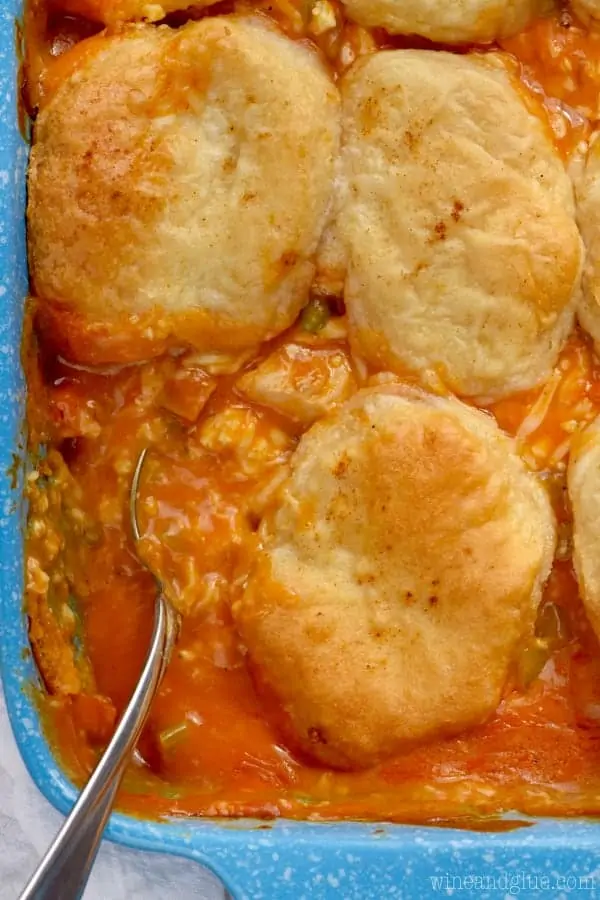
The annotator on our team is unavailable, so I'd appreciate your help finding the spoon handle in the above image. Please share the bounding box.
[18,592,169,900]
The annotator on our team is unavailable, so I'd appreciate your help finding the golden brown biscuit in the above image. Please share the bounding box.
[320,50,582,402]
[339,0,550,41]
[234,385,556,769]
[27,18,339,365]
[575,134,600,348]
[568,419,600,639]
[571,0,600,25]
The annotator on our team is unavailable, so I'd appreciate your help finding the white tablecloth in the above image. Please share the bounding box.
[0,689,225,900]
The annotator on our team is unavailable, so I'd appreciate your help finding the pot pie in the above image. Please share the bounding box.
[22,0,600,822]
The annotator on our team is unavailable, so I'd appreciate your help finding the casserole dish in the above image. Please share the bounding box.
[4,1,600,896]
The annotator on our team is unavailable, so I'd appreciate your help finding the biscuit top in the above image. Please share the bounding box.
[235,386,556,768]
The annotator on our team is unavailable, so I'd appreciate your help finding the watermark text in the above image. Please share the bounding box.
[430,872,595,895]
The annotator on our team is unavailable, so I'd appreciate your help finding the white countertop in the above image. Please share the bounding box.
[0,689,226,900]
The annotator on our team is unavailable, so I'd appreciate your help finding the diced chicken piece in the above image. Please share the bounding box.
[196,406,293,477]
[47,385,101,439]
[236,343,357,424]
[310,0,338,35]
[160,366,217,423]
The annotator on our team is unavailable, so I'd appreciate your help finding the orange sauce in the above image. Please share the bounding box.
[23,3,600,823]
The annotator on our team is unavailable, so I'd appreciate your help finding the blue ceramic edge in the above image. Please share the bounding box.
[3,7,600,899]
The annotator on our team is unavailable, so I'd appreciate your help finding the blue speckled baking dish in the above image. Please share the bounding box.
[3,7,600,899]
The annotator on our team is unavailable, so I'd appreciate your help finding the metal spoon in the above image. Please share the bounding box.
[18,448,181,900]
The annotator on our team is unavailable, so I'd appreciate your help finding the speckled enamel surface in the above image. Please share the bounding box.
[2,4,600,898]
